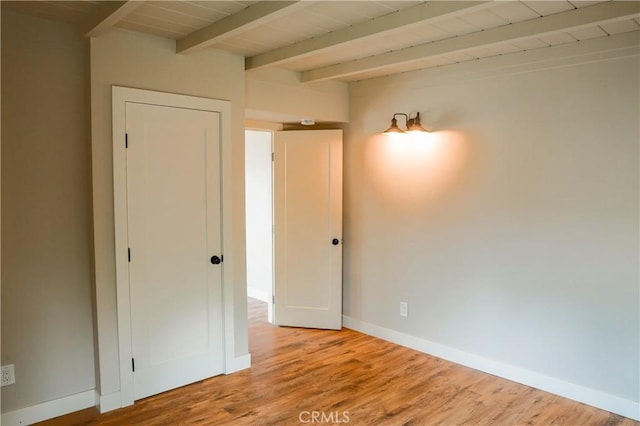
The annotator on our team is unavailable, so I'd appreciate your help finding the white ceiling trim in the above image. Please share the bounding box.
[82,1,143,38]
[245,1,493,70]
[177,1,310,55]
[301,1,640,82]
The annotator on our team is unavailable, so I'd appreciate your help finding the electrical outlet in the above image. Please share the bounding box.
[400,302,408,317]
[1,364,15,386]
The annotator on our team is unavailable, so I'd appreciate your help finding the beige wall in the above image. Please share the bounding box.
[246,68,349,123]
[1,10,95,413]
[345,38,639,403]
[90,29,248,401]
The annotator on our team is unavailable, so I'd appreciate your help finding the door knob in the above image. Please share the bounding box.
[210,255,222,265]
[332,238,340,246]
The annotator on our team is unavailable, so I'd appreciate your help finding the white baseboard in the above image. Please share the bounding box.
[1,389,97,425]
[247,287,269,303]
[227,353,251,374]
[97,391,123,414]
[343,315,640,421]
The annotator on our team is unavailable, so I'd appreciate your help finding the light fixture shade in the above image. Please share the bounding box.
[383,117,405,133]
[406,112,428,133]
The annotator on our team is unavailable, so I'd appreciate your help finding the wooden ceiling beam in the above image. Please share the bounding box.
[81,1,142,38]
[177,1,309,55]
[245,1,492,70]
[301,1,640,82]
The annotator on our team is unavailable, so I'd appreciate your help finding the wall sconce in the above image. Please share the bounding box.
[383,112,428,134]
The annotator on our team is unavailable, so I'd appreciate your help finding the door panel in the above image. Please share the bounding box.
[126,102,223,400]
[274,130,343,330]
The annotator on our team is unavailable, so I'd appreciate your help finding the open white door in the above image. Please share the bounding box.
[125,102,224,400]
[273,130,343,330]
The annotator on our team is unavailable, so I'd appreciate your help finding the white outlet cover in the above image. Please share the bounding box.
[1,364,15,386]
[400,302,408,317]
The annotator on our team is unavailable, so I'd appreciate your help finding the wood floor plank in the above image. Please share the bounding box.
[37,298,638,426]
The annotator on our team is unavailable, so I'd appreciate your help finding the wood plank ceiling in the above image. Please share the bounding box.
[4,0,639,82]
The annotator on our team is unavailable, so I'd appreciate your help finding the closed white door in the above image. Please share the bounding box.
[273,130,343,330]
[126,102,224,400]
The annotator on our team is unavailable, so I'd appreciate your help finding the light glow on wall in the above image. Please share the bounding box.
[366,130,470,204]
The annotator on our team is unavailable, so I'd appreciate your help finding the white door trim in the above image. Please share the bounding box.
[112,86,235,408]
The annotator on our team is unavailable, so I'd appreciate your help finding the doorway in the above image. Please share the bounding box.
[244,128,343,330]
[245,129,274,323]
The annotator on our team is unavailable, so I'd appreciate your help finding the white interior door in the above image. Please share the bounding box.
[126,102,224,400]
[274,129,343,330]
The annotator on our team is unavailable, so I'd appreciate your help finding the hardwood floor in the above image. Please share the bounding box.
[39,298,637,425]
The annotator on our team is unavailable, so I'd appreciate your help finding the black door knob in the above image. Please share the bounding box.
[332,238,340,246]
[210,255,222,265]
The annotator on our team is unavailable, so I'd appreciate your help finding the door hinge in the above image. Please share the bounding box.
[272,295,275,304]
[125,133,128,149]
[271,152,275,162]
[131,358,135,372]
[128,248,131,262]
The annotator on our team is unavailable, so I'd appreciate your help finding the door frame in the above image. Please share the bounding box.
[112,86,235,407]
